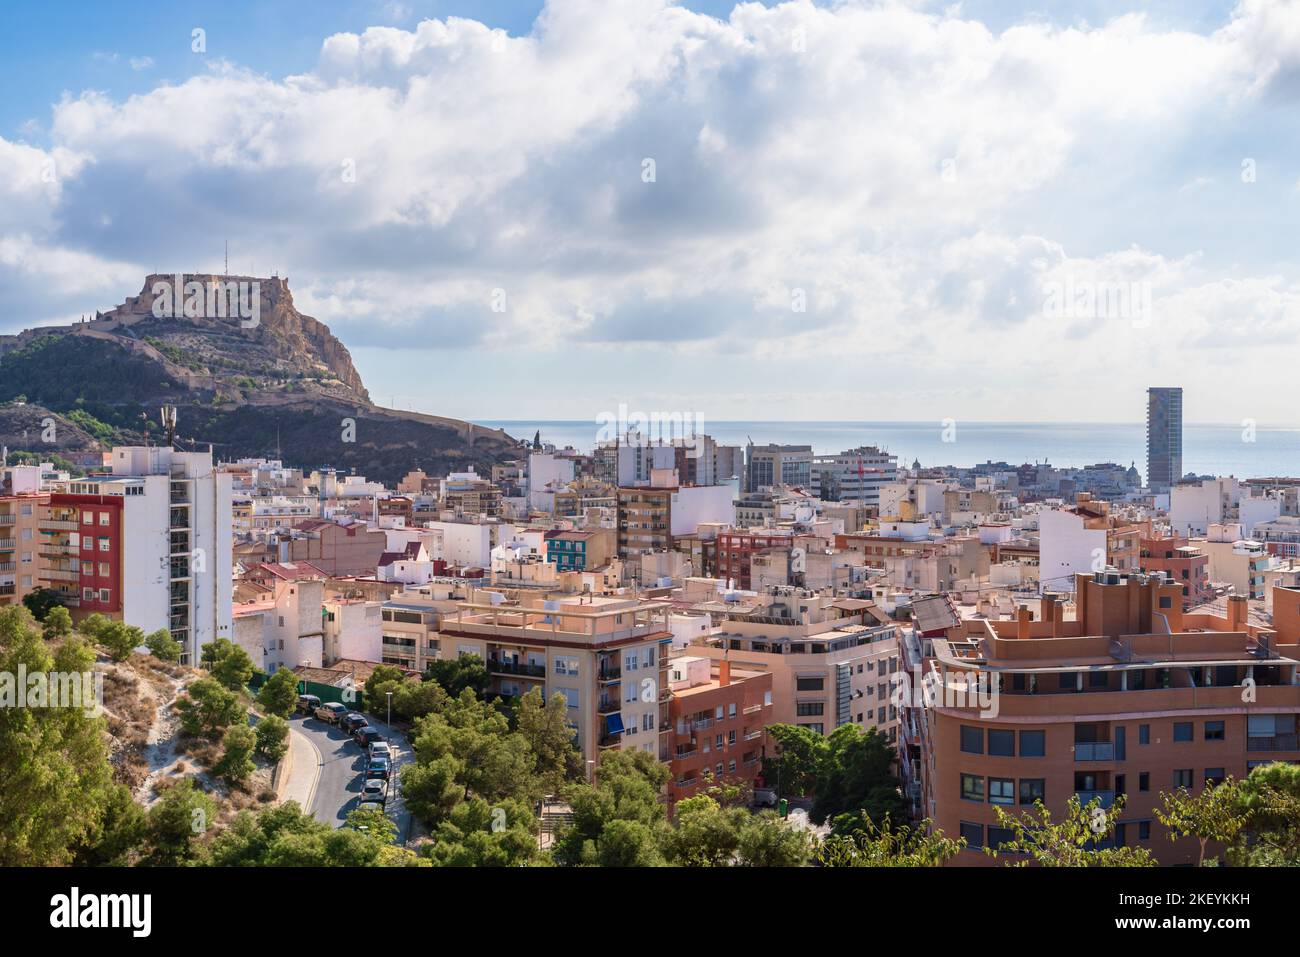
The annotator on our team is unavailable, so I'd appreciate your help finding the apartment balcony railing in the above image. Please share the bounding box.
[742,704,763,715]
[1074,742,1115,761]
[674,746,697,758]
[1075,790,1116,809]
[744,730,763,741]
[0,539,14,550]
[597,699,621,715]
[0,562,14,573]
[0,514,15,526]
[598,734,621,748]
[597,667,622,683]
[487,659,546,678]
[0,584,14,596]
[691,718,713,731]
[39,543,77,556]
[43,520,78,531]
[1247,735,1300,752]
[44,568,79,582]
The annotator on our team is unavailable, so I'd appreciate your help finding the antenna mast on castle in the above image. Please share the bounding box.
[224,241,228,277]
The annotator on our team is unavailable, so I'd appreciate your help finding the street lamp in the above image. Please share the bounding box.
[386,691,393,733]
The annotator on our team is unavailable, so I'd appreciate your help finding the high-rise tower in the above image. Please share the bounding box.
[1146,387,1183,493]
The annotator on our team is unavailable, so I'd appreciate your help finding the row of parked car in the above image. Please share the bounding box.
[297,695,394,811]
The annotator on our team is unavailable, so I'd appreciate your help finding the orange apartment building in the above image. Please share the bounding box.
[0,491,49,608]
[902,570,1300,866]
[666,655,773,808]
[1138,530,1211,609]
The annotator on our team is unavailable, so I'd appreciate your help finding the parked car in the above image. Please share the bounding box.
[314,702,349,725]
[360,778,388,805]
[365,756,392,781]
[297,694,321,715]
[340,712,369,735]
[368,740,392,761]
[354,726,383,748]
[357,799,386,815]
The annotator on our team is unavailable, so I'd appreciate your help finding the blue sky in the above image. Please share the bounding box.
[2,0,1298,426]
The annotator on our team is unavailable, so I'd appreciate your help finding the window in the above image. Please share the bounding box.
[1087,670,1108,688]
[988,729,1015,756]
[1139,821,1151,841]
[960,774,984,802]
[1204,720,1225,741]
[1019,779,1045,805]
[796,676,824,692]
[1139,723,1150,744]
[796,702,824,716]
[82,587,94,601]
[1019,730,1045,757]
[763,691,772,707]
[82,513,93,525]
[986,777,1013,804]
[987,827,1015,851]
[1173,769,1193,790]
[99,512,110,525]
[1173,722,1193,742]
[98,562,109,576]
[960,726,983,754]
[959,821,984,848]
[98,538,110,551]
[1058,672,1076,690]
[98,588,109,602]
[1205,768,1226,787]
[554,657,579,675]
[715,706,724,720]
[1139,772,1149,792]
[643,713,655,732]
[728,703,736,718]
[624,652,638,672]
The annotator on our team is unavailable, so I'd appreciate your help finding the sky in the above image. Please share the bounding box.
[1,0,1298,426]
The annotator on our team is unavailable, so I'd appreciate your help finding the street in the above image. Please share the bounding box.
[289,712,415,844]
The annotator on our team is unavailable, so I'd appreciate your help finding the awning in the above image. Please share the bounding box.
[605,713,625,736]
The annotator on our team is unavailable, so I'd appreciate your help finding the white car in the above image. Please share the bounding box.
[361,778,388,805]
[369,741,393,761]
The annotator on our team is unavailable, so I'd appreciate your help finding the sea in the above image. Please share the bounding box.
[475,420,1300,480]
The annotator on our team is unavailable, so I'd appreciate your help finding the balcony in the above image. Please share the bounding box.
[597,667,622,683]
[1075,790,1116,809]
[0,514,15,526]
[43,520,78,531]
[597,699,621,715]
[39,543,77,557]
[1247,735,1300,752]
[598,734,622,748]
[1074,742,1115,761]
[0,563,12,573]
[43,568,80,582]
[487,659,546,679]
[0,539,14,551]
[0,584,13,596]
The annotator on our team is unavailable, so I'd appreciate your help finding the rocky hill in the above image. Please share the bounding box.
[0,275,522,481]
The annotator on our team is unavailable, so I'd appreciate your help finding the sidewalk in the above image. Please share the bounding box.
[279,727,323,812]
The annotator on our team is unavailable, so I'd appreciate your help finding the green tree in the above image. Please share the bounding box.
[986,795,1155,867]
[98,621,144,662]
[393,678,449,721]
[0,609,116,865]
[553,750,670,867]
[1230,762,1300,865]
[819,816,963,867]
[594,818,665,867]
[760,724,823,798]
[41,605,73,639]
[176,676,244,738]
[424,654,490,698]
[661,794,744,866]
[516,688,582,795]
[809,724,905,826]
[255,714,290,762]
[144,628,182,663]
[1156,778,1249,866]
[214,723,257,784]
[205,638,254,691]
[21,587,64,622]
[74,782,147,866]
[401,756,462,825]
[364,664,407,705]
[407,689,538,813]
[143,778,217,866]
[256,667,299,718]
[78,613,112,640]
[426,797,542,867]
[737,811,817,866]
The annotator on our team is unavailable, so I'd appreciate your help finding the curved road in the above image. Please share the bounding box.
[289,712,415,843]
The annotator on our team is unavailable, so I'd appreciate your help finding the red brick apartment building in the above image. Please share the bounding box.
[715,530,797,590]
[901,570,1300,865]
[1138,530,1211,609]
[667,656,772,808]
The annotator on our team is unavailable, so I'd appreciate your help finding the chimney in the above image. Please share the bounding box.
[1227,595,1248,631]
[1016,604,1032,639]
[718,659,731,687]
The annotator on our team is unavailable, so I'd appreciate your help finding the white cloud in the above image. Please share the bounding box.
[3,0,1299,419]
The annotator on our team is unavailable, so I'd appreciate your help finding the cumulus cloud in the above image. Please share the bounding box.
[2,0,1299,418]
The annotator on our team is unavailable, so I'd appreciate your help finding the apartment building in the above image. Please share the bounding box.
[233,577,326,672]
[909,570,1300,866]
[667,656,773,807]
[439,469,502,518]
[0,466,48,608]
[1201,525,1270,599]
[282,519,387,576]
[1037,497,1141,595]
[693,591,900,741]
[1138,530,1211,608]
[437,596,674,766]
[41,447,233,665]
[745,443,813,493]
[1146,386,1183,493]
[545,529,614,572]
[616,472,734,562]
[811,446,898,506]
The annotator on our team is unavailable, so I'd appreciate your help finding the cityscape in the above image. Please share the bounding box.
[0,0,1293,935]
